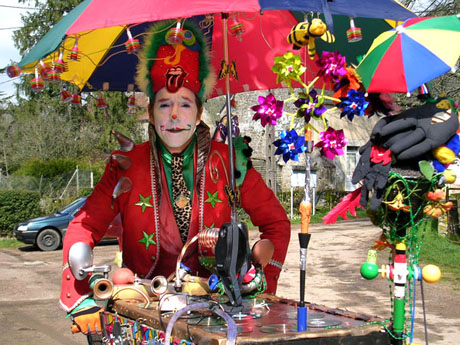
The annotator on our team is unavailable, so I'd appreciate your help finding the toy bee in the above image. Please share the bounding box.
[287,18,335,59]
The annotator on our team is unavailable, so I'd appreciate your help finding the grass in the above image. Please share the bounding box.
[0,237,23,249]
[419,222,460,287]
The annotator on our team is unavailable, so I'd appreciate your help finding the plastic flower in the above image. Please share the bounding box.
[370,145,392,165]
[316,51,347,84]
[294,90,328,121]
[273,129,307,163]
[272,52,306,88]
[336,89,369,121]
[251,93,284,127]
[315,127,347,160]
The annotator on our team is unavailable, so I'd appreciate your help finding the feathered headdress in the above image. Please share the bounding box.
[135,20,216,101]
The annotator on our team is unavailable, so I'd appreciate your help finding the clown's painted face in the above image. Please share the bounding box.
[151,87,202,153]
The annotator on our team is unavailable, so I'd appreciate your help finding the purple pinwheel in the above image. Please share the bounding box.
[315,127,347,160]
[294,89,328,121]
[273,129,306,163]
[317,51,347,84]
[336,89,369,121]
[251,93,284,127]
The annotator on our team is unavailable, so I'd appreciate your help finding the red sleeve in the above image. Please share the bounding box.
[60,160,120,312]
[239,167,290,294]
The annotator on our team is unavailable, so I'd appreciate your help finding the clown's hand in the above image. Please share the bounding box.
[69,300,104,334]
[371,99,458,161]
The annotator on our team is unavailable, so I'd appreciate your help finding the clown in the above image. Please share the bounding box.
[60,20,291,335]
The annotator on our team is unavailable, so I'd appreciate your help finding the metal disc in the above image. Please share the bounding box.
[204,325,254,334]
[231,312,263,321]
[307,319,342,328]
[260,324,296,334]
[187,316,225,326]
[281,311,325,320]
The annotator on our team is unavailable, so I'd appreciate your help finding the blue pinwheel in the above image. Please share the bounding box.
[273,129,307,163]
[336,89,369,121]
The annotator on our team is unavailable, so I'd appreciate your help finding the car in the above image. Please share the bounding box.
[13,196,122,251]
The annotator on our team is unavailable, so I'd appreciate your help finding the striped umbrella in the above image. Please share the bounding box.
[356,14,460,93]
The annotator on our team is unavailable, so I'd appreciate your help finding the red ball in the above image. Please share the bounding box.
[112,268,135,285]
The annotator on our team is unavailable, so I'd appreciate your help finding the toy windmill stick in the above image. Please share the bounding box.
[297,128,312,332]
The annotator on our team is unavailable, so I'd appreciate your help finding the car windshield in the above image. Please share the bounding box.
[58,198,85,214]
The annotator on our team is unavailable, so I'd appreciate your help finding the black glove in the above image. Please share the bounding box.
[352,142,392,210]
[371,99,458,161]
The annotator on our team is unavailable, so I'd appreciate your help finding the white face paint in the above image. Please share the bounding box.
[150,87,201,154]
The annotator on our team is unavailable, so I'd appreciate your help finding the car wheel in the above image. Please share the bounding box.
[36,228,61,251]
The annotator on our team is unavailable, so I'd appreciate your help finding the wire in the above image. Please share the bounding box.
[420,278,430,345]
[0,4,38,10]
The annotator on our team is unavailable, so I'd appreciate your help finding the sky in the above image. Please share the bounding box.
[0,0,36,99]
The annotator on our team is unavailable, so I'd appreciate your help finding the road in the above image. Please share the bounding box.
[0,219,458,344]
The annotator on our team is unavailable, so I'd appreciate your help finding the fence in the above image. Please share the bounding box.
[0,167,94,199]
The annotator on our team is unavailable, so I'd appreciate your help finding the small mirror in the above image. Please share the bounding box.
[68,242,93,280]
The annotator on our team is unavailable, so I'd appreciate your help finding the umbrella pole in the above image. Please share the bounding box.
[222,13,237,223]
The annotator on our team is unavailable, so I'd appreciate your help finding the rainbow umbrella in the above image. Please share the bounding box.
[356,14,460,93]
[14,0,415,96]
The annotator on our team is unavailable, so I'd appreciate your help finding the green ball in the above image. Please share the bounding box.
[360,263,379,280]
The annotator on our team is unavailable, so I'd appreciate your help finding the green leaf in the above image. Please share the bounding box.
[419,160,434,180]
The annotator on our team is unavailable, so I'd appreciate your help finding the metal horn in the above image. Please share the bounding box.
[151,275,169,296]
[93,278,114,300]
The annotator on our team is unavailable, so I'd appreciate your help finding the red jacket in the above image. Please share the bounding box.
[60,125,290,312]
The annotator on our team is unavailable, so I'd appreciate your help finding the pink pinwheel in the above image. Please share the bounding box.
[317,51,347,84]
[315,127,347,160]
[251,93,284,127]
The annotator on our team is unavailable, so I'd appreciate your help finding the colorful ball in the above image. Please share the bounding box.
[30,78,45,92]
[165,27,185,45]
[360,262,379,280]
[422,264,441,283]
[346,27,362,43]
[7,65,21,78]
[183,30,196,46]
[60,89,73,103]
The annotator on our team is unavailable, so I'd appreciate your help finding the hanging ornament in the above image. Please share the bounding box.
[6,64,21,78]
[60,88,73,103]
[53,51,66,73]
[127,93,136,108]
[97,96,108,109]
[229,14,245,42]
[30,67,45,92]
[71,93,82,105]
[47,68,61,82]
[124,28,141,53]
[38,60,51,80]
[69,39,80,61]
[346,18,362,43]
[165,21,185,45]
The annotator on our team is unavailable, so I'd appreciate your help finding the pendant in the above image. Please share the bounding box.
[175,194,190,208]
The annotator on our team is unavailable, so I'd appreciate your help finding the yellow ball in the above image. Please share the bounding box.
[422,264,441,283]
[443,169,457,184]
[433,146,455,164]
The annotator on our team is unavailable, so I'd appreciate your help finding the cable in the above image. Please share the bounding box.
[164,301,237,345]
[420,278,429,345]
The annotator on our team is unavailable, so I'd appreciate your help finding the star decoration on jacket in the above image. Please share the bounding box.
[138,231,156,250]
[135,194,153,213]
[205,191,222,208]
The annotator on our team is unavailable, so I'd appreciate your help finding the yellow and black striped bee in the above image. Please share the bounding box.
[287,18,335,60]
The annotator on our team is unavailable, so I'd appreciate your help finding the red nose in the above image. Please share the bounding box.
[171,114,177,120]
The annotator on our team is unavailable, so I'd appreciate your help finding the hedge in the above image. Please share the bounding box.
[0,190,41,237]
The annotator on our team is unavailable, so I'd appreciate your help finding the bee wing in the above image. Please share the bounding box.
[320,31,335,43]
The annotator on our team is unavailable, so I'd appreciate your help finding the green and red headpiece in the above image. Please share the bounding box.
[136,20,216,101]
